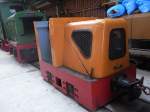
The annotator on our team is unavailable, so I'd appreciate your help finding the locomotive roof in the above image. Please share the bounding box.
[7,10,44,20]
[68,19,104,26]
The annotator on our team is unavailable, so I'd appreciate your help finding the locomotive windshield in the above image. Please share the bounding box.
[109,28,126,60]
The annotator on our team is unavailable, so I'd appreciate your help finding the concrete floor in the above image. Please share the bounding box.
[0,49,150,112]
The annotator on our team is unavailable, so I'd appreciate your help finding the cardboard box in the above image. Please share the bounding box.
[124,13,150,39]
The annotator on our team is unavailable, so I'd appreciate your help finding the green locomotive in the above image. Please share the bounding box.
[6,10,45,62]
[0,2,22,51]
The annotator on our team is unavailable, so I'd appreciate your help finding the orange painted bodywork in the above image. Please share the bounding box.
[34,23,42,61]
[49,17,96,67]
[63,18,129,78]
[35,18,129,78]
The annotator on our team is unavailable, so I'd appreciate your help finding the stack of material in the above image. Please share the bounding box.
[124,13,150,39]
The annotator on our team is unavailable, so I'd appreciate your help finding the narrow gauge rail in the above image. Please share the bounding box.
[103,98,150,112]
[30,62,40,69]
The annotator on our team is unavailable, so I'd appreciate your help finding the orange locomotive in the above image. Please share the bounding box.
[34,18,148,111]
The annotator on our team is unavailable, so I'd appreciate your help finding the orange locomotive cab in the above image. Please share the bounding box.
[34,17,147,111]
[63,18,129,78]
[49,17,96,67]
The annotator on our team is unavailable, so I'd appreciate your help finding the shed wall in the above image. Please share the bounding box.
[64,0,106,18]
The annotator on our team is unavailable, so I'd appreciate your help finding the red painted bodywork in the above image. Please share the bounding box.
[0,40,10,52]
[9,42,37,63]
[39,60,136,111]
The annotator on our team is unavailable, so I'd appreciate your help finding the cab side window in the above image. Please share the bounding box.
[109,28,126,60]
[72,30,92,58]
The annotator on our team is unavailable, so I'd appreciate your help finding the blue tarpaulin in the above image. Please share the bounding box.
[107,4,126,18]
[107,0,150,18]
[122,0,138,14]
[136,0,150,13]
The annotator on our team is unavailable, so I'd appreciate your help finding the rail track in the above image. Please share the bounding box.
[101,98,150,112]
[30,62,40,69]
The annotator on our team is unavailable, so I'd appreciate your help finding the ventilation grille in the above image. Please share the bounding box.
[72,30,92,58]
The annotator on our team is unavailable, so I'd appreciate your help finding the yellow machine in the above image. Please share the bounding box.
[49,17,96,67]
[50,18,129,78]
[64,19,129,78]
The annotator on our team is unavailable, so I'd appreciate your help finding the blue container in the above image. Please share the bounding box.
[34,21,52,64]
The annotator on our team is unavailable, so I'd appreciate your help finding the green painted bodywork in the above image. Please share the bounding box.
[0,22,4,41]
[6,10,44,44]
[0,2,15,40]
